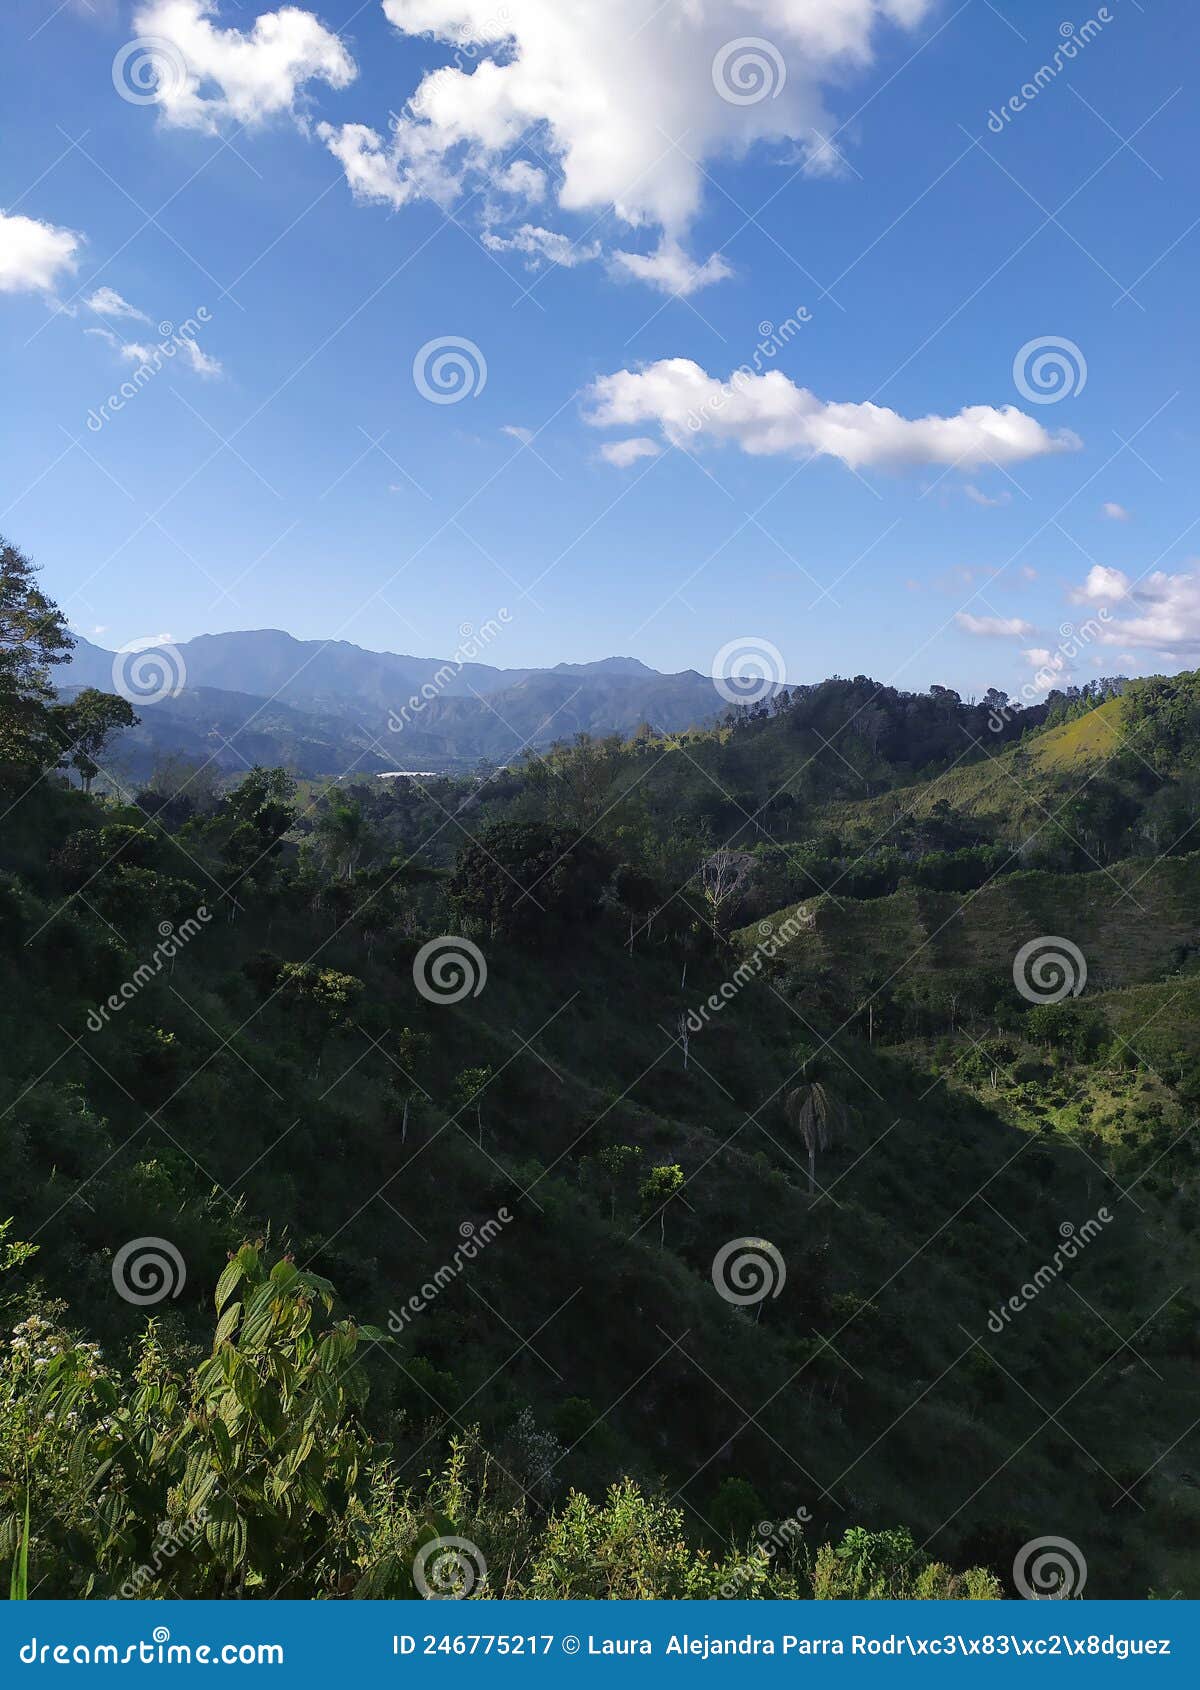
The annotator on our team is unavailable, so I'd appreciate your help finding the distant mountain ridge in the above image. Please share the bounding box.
[59,630,741,779]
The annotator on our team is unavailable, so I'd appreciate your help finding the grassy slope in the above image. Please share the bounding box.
[745,852,1200,990]
[827,698,1127,837]
[0,856,1189,1592]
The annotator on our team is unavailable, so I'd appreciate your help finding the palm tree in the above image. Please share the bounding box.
[316,800,372,882]
[784,1072,844,1196]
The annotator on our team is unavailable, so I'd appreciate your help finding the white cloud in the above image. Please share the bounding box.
[611,240,732,297]
[600,436,663,468]
[956,613,1036,638]
[586,357,1081,473]
[174,334,223,377]
[481,223,600,268]
[319,122,411,204]
[86,287,152,323]
[1070,563,1200,654]
[88,321,223,378]
[502,424,534,444]
[964,482,1011,508]
[321,0,933,289]
[0,209,82,294]
[128,1,356,132]
[1101,500,1130,521]
[493,160,546,203]
[1070,564,1130,606]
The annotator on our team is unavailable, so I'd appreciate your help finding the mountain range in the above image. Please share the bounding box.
[59,630,741,780]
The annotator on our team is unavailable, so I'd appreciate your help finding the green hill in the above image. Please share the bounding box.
[827,697,1127,837]
[3,549,1198,1599]
[744,852,1200,990]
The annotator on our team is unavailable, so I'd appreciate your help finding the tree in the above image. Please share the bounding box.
[449,821,612,946]
[785,1074,845,1196]
[217,767,297,898]
[640,1163,685,1248]
[609,862,660,951]
[54,688,138,792]
[0,537,75,788]
[142,751,223,820]
[455,1065,493,1148]
[586,1144,643,1220]
[277,963,363,1074]
[698,849,755,939]
[520,732,624,831]
[224,766,296,826]
[391,1026,431,1144]
[676,1009,691,1072]
[317,799,373,883]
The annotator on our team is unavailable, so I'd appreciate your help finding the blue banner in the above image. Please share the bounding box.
[1,1601,1194,1685]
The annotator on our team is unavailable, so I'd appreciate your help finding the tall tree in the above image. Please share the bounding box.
[785,1074,844,1196]
[391,1026,431,1144]
[455,1065,493,1149]
[698,849,755,939]
[53,688,138,792]
[640,1163,685,1248]
[0,537,75,788]
[317,799,373,882]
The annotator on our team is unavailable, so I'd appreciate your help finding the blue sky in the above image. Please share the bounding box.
[1,0,1198,700]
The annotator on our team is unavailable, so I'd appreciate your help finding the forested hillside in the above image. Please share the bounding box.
[2,537,1197,1600]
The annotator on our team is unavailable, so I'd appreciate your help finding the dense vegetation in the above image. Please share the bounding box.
[1,535,1197,1600]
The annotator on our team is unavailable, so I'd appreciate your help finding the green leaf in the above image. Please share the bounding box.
[214,1302,242,1345]
[9,1492,29,1602]
[294,1465,328,1515]
[214,1255,245,1314]
[91,1377,119,1412]
[205,1498,248,1570]
[210,1419,234,1471]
